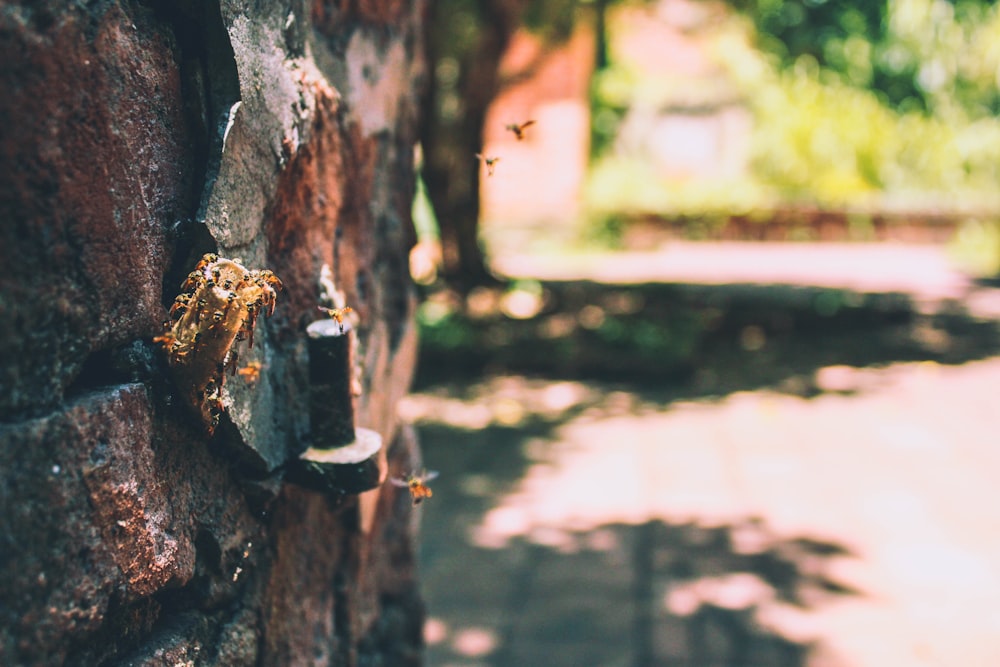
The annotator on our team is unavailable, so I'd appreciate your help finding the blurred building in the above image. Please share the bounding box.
[480,0,749,236]
[480,23,594,228]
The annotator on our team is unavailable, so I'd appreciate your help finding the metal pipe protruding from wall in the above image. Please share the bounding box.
[287,318,384,496]
[306,318,355,447]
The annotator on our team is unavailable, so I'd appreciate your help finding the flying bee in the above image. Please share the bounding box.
[475,153,500,177]
[504,119,535,141]
[317,306,354,334]
[237,360,263,384]
[390,470,439,506]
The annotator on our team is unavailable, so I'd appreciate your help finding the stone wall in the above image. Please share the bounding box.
[0,0,427,664]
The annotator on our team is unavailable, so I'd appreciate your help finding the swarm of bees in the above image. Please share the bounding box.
[155,253,282,432]
[390,470,439,506]
[317,306,354,334]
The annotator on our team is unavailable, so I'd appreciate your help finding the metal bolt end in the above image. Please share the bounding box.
[306,318,355,447]
[287,428,384,496]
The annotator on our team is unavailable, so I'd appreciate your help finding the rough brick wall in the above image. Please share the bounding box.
[0,1,427,664]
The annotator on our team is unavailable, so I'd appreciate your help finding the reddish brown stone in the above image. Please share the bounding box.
[0,3,197,419]
[1,0,427,664]
[0,384,191,664]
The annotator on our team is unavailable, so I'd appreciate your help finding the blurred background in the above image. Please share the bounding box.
[407,1,1000,665]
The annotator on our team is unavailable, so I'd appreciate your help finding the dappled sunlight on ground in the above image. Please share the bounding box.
[411,357,1000,667]
[494,243,974,306]
[417,244,1000,395]
[399,378,599,430]
[411,230,1000,667]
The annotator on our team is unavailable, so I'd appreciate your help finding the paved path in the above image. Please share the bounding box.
[494,242,1000,318]
[407,244,1000,666]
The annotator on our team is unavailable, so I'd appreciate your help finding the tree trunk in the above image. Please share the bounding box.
[420,0,528,292]
[0,1,428,664]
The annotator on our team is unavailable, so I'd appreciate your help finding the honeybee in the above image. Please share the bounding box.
[169,293,192,319]
[256,269,283,290]
[475,153,500,176]
[317,306,354,334]
[180,270,205,292]
[504,119,535,141]
[390,470,439,506]
[237,361,263,383]
[194,253,219,272]
[152,332,177,350]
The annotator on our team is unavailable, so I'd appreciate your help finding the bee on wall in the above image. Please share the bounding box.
[155,254,281,432]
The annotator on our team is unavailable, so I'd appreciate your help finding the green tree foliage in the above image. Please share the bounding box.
[585,0,1000,225]
[734,0,1000,212]
[734,0,1000,118]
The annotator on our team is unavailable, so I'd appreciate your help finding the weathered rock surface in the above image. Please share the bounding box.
[0,0,426,664]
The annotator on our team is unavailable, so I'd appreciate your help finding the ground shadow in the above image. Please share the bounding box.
[411,277,1000,666]
[415,281,1000,399]
[416,421,859,667]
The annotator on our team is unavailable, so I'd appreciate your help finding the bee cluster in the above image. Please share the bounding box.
[154,243,437,505]
[155,254,282,432]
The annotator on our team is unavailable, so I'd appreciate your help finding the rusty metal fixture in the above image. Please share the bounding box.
[287,317,384,496]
